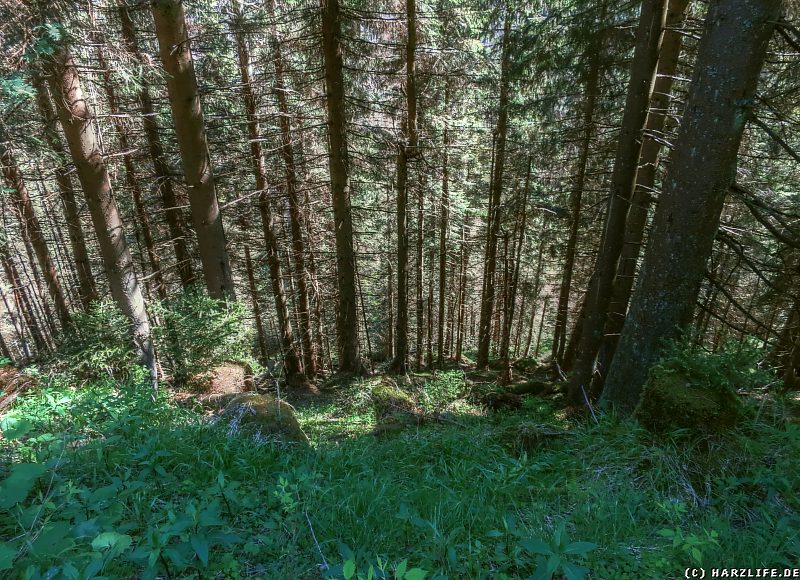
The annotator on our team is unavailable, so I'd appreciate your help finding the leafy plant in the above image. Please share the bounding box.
[518,521,597,580]
[151,288,252,385]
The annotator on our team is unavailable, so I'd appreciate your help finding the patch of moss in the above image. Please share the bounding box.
[222,393,309,445]
[635,372,743,433]
[371,382,417,420]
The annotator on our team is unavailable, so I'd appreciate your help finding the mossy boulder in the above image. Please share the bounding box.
[634,372,743,433]
[222,393,309,445]
[371,382,417,420]
[187,361,254,408]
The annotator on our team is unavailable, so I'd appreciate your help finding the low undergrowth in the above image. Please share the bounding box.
[1,365,799,579]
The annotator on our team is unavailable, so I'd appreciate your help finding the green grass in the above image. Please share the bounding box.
[1,368,799,579]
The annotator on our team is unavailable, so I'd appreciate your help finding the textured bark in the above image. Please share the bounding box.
[231,0,303,381]
[151,0,235,300]
[598,0,691,378]
[391,0,418,374]
[1,143,71,327]
[437,123,450,366]
[568,0,668,405]
[454,225,468,362]
[415,176,424,371]
[32,77,97,310]
[602,0,782,413]
[48,49,156,382]
[244,244,268,364]
[118,5,195,290]
[552,46,600,364]
[321,0,362,373]
[477,13,512,368]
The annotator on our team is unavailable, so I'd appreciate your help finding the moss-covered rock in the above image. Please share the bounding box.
[634,372,743,433]
[222,393,309,445]
[371,381,417,420]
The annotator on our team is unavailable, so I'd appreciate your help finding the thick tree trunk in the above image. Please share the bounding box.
[598,0,691,382]
[602,0,782,413]
[230,1,304,381]
[48,49,157,383]
[151,0,235,301]
[321,0,362,373]
[415,176,425,371]
[477,13,512,369]
[568,0,668,405]
[118,5,195,290]
[454,225,468,362]
[1,143,71,327]
[391,0,418,374]
[32,77,97,310]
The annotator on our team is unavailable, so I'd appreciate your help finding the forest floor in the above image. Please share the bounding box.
[1,360,799,579]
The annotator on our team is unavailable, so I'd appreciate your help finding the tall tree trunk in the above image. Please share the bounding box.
[602,0,782,413]
[269,0,317,377]
[230,0,304,381]
[96,46,168,302]
[500,160,531,383]
[1,143,71,327]
[568,0,668,405]
[552,46,601,364]
[415,174,425,371]
[437,121,450,366]
[118,5,195,290]
[391,0,418,373]
[32,76,97,310]
[244,244,268,365]
[454,224,469,362]
[48,49,157,383]
[321,0,362,373]
[477,13,512,368]
[597,0,691,383]
[151,0,235,301]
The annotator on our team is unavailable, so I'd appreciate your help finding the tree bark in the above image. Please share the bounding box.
[32,76,97,310]
[321,0,362,373]
[118,4,195,290]
[477,13,512,368]
[598,0,691,382]
[568,0,668,405]
[48,49,157,383]
[151,0,235,301]
[602,0,782,413]
[391,0,418,374]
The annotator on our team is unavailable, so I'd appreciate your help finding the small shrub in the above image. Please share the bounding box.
[56,299,143,381]
[151,289,252,386]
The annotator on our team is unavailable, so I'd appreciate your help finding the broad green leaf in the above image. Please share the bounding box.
[405,569,427,580]
[30,521,74,557]
[0,416,33,440]
[563,541,597,556]
[519,538,553,556]
[0,463,48,509]
[0,542,16,571]
[343,559,356,580]
[396,559,408,578]
[546,554,561,576]
[191,533,209,566]
[561,561,590,580]
[91,531,132,559]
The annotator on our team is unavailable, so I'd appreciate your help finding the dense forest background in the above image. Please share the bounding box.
[1,0,799,577]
